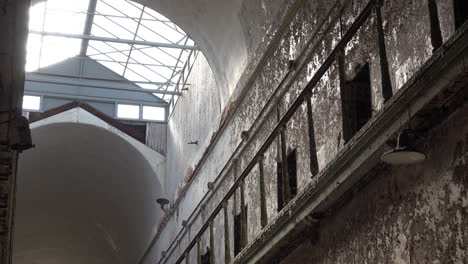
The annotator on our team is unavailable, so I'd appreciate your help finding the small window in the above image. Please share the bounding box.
[22,95,41,111]
[143,106,165,121]
[117,104,140,119]
[341,63,372,142]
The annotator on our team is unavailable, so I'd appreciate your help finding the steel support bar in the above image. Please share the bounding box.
[29,30,199,50]
[24,91,168,108]
[80,0,98,56]
[28,72,177,86]
[25,78,181,96]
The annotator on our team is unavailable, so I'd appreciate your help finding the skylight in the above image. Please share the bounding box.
[26,0,197,107]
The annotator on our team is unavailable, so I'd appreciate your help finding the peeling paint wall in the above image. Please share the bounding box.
[164,53,222,202]
[281,99,468,264]
[145,0,463,262]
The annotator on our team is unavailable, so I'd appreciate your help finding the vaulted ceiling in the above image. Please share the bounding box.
[30,0,281,106]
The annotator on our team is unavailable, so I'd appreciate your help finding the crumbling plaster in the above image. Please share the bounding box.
[144,0,463,263]
[281,97,468,264]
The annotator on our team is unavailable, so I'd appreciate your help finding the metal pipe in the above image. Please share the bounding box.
[29,30,199,50]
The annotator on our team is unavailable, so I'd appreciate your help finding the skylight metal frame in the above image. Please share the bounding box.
[27,0,198,116]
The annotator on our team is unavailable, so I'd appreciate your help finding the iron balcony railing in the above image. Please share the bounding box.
[140,0,457,262]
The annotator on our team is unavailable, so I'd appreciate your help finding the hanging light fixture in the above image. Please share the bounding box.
[156,198,169,212]
[381,106,426,165]
[381,129,426,165]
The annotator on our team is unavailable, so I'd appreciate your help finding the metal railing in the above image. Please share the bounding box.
[145,0,441,262]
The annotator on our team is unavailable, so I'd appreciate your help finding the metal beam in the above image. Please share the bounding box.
[29,30,199,50]
[25,77,182,96]
[24,90,168,108]
[80,0,98,56]
[28,72,177,86]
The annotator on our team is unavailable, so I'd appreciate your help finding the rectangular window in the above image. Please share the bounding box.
[142,106,165,121]
[341,63,372,142]
[117,104,140,119]
[22,95,41,111]
[454,0,468,29]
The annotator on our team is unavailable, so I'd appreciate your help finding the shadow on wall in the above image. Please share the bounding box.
[13,123,162,264]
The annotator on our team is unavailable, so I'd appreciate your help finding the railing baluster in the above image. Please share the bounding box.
[305,92,319,176]
[280,124,291,204]
[375,0,393,102]
[427,0,443,52]
[196,238,201,264]
[258,155,268,228]
[209,219,215,264]
[240,177,247,248]
[223,201,231,263]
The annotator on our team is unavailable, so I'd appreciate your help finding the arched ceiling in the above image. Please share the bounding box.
[14,123,163,264]
[123,0,250,97]
[30,0,257,104]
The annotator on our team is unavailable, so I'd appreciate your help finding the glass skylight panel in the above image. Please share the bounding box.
[22,95,41,111]
[117,104,139,119]
[39,36,81,69]
[143,106,165,121]
[27,0,197,115]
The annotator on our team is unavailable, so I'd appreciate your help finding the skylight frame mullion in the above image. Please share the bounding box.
[87,47,182,70]
[88,42,156,83]
[87,45,152,57]
[129,47,179,78]
[162,37,189,101]
[93,11,138,39]
[79,0,97,57]
[37,0,48,70]
[96,41,173,85]
[125,0,184,35]
[106,0,182,45]
[123,6,145,76]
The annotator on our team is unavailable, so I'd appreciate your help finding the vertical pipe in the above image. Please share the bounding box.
[427,0,443,52]
[305,94,319,176]
[223,202,231,263]
[375,0,393,102]
[258,155,268,228]
[185,252,190,264]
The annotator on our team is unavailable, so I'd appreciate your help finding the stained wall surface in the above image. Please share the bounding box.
[281,100,468,264]
[143,0,467,262]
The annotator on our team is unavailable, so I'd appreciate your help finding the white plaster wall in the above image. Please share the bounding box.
[14,110,166,264]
